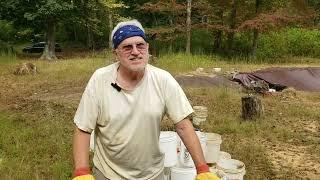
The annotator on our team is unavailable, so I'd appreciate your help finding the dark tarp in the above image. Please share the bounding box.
[232,67,320,92]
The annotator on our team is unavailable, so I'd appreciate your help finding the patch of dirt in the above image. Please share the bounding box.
[303,121,319,134]
[262,140,320,179]
[27,88,83,106]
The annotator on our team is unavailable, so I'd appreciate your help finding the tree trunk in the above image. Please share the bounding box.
[108,11,113,49]
[87,26,93,49]
[241,95,263,120]
[214,31,222,50]
[186,0,192,54]
[74,26,78,42]
[40,18,57,60]
[252,29,259,57]
[214,9,223,50]
[153,13,158,26]
[227,0,237,51]
[252,0,260,58]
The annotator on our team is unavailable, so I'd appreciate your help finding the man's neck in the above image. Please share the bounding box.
[116,65,145,90]
[118,65,144,81]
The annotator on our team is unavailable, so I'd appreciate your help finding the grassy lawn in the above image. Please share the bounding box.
[0,53,319,179]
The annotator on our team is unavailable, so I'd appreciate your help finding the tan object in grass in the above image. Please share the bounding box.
[14,63,38,75]
[279,87,299,101]
[196,67,204,74]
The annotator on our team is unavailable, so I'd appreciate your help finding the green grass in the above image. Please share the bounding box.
[0,52,17,64]
[0,111,73,180]
[0,53,320,179]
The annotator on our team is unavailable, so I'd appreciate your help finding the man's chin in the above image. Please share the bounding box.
[128,64,146,72]
[131,67,145,72]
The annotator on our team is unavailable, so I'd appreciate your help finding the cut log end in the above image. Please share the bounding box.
[241,95,263,120]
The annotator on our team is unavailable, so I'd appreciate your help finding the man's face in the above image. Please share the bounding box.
[115,36,149,72]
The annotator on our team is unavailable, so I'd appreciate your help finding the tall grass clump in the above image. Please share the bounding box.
[0,48,16,64]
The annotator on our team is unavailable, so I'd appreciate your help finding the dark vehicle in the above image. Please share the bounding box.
[22,42,62,53]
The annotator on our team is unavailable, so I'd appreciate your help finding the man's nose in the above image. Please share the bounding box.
[131,45,140,55]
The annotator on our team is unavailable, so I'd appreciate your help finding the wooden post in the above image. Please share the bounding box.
[241,95,263,120]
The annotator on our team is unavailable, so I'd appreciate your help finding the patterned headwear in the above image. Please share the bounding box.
[112,25,147,49]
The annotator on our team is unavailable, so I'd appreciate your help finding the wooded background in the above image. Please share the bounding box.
[0,0,320,60]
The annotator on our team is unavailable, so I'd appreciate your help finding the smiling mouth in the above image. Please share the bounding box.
[129,57,143,61]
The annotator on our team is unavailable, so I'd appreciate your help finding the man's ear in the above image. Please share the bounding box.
[112,49,119,61]
[112,49,118,56]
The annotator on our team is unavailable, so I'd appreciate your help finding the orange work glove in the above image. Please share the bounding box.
[195,164,220,180]
[72,167,95,180]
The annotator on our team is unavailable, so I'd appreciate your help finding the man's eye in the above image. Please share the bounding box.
[137,43,146,49]
[123,45,132,51]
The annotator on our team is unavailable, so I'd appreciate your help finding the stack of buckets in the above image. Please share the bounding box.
[159,106,246,180]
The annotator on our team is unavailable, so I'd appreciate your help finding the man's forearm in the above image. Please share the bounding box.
[175,118,206,167]
[73,127,91,169]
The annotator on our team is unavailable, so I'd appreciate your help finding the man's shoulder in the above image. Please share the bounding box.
[147,64,171,77]
[93,63,117,77]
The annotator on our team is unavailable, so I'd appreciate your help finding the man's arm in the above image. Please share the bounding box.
[175,118,206,167]
[176,118,221,180]
[73,127,91,170]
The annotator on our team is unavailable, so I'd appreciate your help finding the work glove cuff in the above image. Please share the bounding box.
[196,164,210,174]
[73,167,91,177]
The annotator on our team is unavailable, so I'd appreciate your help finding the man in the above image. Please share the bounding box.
[72,19,219,180]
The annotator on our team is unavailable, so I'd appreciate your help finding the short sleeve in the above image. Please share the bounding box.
[74,73,100,133]
[164,73,193,124]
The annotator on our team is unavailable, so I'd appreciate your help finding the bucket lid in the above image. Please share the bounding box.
[219,151,231,160]
[193,106,208,111]
[195,131,206,140]
[171,166,196,174]
[205,133,222,142]
[217,159,245,174]
[160,131,177,141]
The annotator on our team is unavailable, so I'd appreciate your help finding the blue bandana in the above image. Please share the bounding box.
[112,25,147,49]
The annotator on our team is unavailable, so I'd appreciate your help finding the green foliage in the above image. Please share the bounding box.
[286,28,320,57]
[257,28,320,59]
[230,32,253,56]
[0,20,16,42]
[150,29,214,55]
[256,31,288,59]
[0,41,16,59]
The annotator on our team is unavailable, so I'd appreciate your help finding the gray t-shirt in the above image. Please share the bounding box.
[74,62,193,179]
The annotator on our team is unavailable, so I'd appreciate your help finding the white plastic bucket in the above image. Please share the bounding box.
[171,167,196,180]
[219,151,231,161]
[193,116,207,126]
[217,159,246,180]
[193,106,208,125]
[193,106,208,117]
[159,131,177,167]
[179,131,207,167]
[205,133,222,163]
[90,131,95,151]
